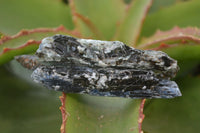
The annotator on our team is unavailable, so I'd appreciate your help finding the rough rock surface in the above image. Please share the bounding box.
[16,35,181,99]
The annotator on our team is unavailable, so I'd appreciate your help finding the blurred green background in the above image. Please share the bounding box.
[1,0,200,133]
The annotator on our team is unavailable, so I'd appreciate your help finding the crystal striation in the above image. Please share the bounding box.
[16,35,181,99]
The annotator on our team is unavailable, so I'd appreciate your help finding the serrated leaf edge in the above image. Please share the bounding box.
[138,26,200,49]
[0,40,40,56]
[138,99,146,133]
[0,25,82,45]
[60,93,68,133]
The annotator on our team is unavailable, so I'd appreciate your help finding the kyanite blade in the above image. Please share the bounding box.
[16,35,181,99]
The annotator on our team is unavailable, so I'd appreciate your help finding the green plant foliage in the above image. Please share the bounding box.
[1,0,200,133]
[0,43,38,66]
[0,26,80,65]
[0,66,62,133]
[148,0,180,13]
[0,32,3,38]
[0,0,148,132]
[72,0,126,39]
[65,94,141,133]
[143,76,200,133]
[116,0,152,45]
[141,0,200,38]
[163,45,200,62]
[138,1,200,132]
[0,0,74,35]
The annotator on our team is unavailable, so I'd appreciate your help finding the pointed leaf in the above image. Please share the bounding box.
[0,65,62,133]
[139,25,200,133]
[0,26,81,65]
[64,94,145,133]
[138,26,200,50]
[139,27,200,63]
[143,76,200,133]
[141,0,200,38]
[69,0,126,39]
[115,0,152,46]
[138,27,200,77]
[0,0,74,35]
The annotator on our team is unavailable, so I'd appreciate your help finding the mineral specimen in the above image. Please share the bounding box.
[15,35,181,99]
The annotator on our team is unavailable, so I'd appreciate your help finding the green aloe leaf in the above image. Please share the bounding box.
[138,26,200,49]
[139,26,200,132]
[143,76,200,133]
[0,32,3,38]
[70,0,126,39]
[149,0,175,13]
[115,0,152,46]
[0,0,74,35]
[138,27,200,77]
[141,0,200,38]
[64,94,144,133]
[0,26,81,65]
[2,1,199,133]
[161,45,200,78]
[148,0,192,13]
[0,65,62,133]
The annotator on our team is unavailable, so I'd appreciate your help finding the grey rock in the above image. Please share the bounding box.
[16,35,181,99]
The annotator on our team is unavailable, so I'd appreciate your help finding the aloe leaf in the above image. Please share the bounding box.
[149,0,176,13]
[140,25,200,75]
[141,0,200,38]
[140,26,200,132]
[62,94,145,133]
[148,0,193,13]
[0,32,3,38]
[115,0,152,46]
[138,26,200,77]
[0,0,74,35]
[69,0,126,39]
[138,26,200,49]
[143,76,200,133]
[0,26,81,65]
[0,65,62,133]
